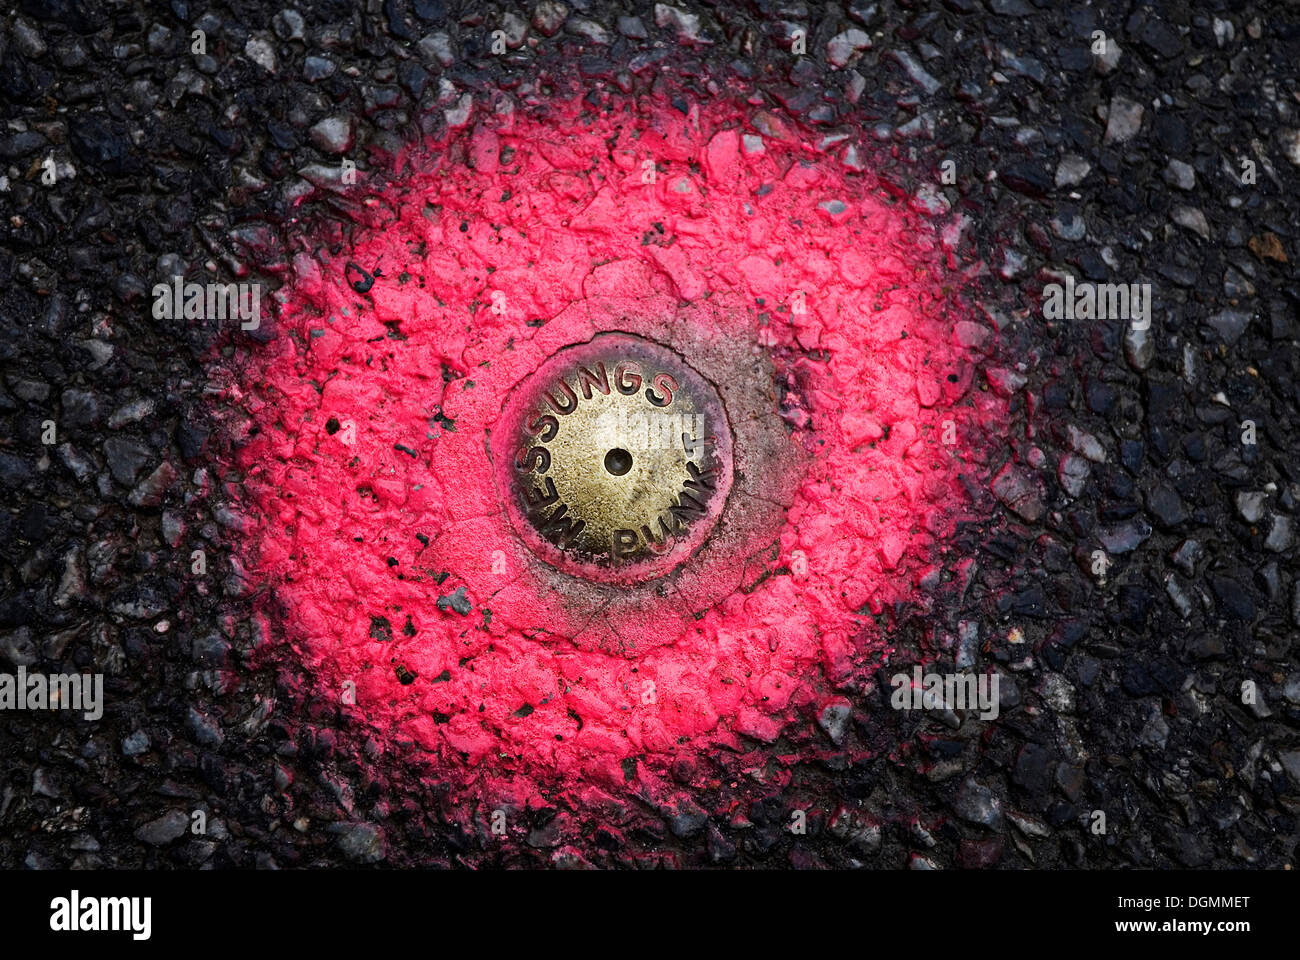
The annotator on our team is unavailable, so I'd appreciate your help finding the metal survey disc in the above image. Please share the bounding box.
[492,333,734,585]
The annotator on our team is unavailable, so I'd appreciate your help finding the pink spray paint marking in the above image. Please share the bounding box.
[231,94,1000,797]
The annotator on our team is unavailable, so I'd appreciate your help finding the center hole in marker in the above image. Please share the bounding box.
[604,448,633,476]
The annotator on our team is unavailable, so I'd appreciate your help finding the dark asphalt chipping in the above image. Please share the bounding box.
[0,0,1297,871]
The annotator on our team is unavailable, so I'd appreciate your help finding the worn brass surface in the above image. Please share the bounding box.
[493,333,734,584]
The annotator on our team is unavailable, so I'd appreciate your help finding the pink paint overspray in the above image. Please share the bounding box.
[226,90,1006,816]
